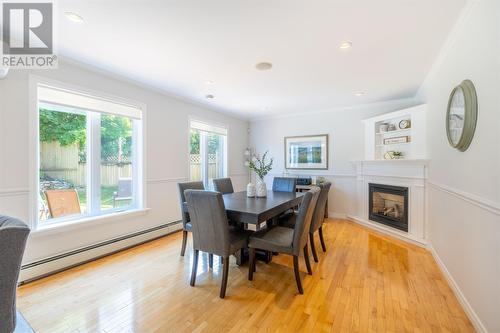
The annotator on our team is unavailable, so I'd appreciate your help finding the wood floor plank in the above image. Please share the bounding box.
[17,219,474,333]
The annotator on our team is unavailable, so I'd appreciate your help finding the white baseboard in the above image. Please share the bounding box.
[20,222,182,283]
[328,211,347,219]
[427,244,487,333]
[347,215,427,247]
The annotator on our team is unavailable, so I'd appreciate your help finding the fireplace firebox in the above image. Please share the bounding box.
[369,183,408,232]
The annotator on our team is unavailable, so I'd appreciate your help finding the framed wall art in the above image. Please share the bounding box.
[383,136,410,145]
[284,134,328,170]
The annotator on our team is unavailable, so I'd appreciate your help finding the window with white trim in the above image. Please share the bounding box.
[37,84,143,227]
[189,120,227,189]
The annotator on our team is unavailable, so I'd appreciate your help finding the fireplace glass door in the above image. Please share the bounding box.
[369,183,409,232]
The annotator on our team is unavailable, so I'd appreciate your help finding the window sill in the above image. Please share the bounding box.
[31,208,151,237]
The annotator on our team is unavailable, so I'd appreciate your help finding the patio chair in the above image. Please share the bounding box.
[38,193,49,220]
[44,189,81,219]
[113,178,132,207]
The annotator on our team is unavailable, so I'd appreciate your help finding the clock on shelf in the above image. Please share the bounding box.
[399,119,411,129]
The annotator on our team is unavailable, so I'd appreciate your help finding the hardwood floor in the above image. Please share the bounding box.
[18,219,474,332]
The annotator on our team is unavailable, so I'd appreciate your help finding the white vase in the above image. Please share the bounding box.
[246,183,256,197]
[256,179,267,197]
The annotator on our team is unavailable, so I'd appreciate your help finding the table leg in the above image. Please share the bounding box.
[235,248,247,266]
[235,248,271,266]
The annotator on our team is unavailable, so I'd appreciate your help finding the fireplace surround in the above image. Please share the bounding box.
[350,159,428,245]
[369,183,409,232]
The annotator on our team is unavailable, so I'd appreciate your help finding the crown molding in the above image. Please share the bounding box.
[249,98,419,122]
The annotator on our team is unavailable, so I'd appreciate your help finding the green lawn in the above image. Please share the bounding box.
[77,186,131,211]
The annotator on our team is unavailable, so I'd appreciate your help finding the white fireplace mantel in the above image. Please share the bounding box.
[348,159,429,246]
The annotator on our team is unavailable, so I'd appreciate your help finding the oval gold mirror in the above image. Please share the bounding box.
[446,79,478,151]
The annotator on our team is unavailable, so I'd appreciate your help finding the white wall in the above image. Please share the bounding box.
[249,99,418,217]
[416,0,500,331]
[0,60,249,272]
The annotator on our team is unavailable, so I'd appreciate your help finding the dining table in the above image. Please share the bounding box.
[222,190,304,265]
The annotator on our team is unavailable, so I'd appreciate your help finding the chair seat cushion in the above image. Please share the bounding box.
[277,212,297,229]
[184,222,192,231]
[248,226,294,254]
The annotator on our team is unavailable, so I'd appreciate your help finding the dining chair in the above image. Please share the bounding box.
[248,187,320,294]
[212,178,234,194]
[184,190,250,298]
[272,177,297,193]
[272,177,298,220]
[0,215,31,333]
[177,181,204,257]
[279,182,331,262]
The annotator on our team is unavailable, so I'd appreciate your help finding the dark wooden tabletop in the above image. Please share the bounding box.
[223,191,304,225]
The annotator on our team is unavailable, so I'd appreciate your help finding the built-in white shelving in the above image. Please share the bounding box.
[375,142,411,148]
[363,105,427,160]
[375,128,411,135]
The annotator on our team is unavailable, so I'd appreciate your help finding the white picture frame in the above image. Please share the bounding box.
[284,134,328,170]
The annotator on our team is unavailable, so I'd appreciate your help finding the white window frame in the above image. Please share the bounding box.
[188,117,228,189]
[29,75,147,230]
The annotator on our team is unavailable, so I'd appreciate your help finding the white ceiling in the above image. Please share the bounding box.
[56,0,467,119]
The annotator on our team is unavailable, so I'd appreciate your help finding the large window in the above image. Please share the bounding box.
[189,120,227,189]
[37,84,143,226]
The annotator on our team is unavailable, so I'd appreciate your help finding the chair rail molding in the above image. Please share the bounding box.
[427,181,500,216]
[228,172,248,177]
[0,188,30,197]
[147,177,189,184]
[267,172,357,178]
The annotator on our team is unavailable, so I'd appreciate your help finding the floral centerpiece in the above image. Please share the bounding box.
[248,151,273,197]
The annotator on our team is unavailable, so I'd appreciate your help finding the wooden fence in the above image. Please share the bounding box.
[40,141,132,186]
[40,141,79,170]
[189,154,220,181]
[40,142,220,186]
[42,163,132,187]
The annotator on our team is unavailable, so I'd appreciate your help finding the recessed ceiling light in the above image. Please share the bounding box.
[205,94,214,99]
[205,80,214,85]
[339,41,352,49]
[65,12,84,23]
[354,91,365,96]
[255,62,273,71]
